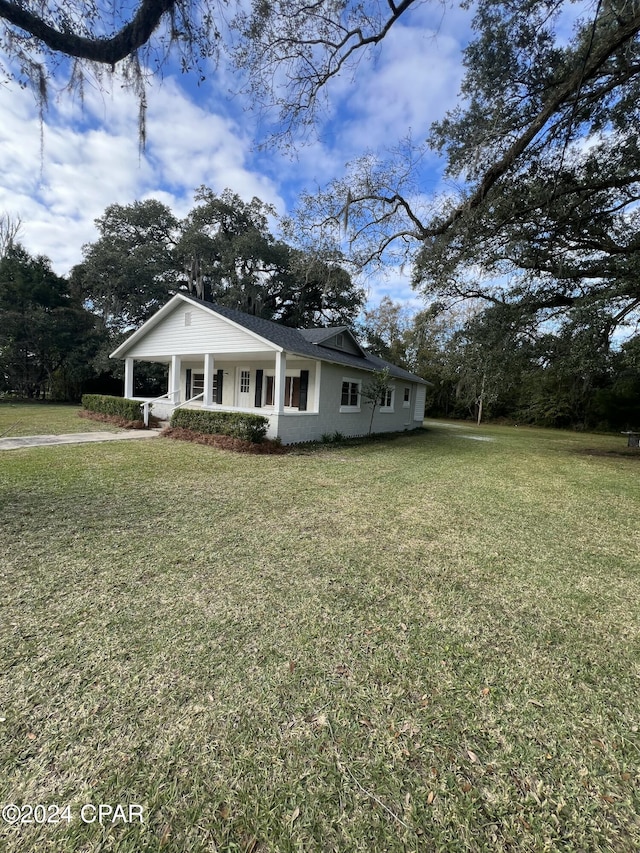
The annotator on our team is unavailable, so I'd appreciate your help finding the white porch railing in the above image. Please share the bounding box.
[171,392,204,414]
[140,390,179,427]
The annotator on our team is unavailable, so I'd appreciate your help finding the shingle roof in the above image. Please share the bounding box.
[181,293,429,385]
[298,327,348,343]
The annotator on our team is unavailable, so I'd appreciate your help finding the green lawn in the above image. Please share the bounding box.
[1,422,639,852]
[0,401,123,437]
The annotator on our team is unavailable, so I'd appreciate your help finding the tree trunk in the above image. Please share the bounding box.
[477,373,486,426]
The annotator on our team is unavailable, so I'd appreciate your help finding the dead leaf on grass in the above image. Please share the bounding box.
[289,806,300,825]
[426,791,435,805]
[159,824,172,847]
[467,749,479,763]
[289,659,297,674]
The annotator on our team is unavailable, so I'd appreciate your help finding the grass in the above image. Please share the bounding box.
[0,401,125,437]
[1,419,639,852]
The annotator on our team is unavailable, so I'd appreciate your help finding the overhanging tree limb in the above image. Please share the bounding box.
[430,11,640,237]
[0,0,177,64]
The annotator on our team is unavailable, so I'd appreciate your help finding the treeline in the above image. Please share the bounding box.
[0,190,363,401]
[361,298,640,432]
[3,190,639,432]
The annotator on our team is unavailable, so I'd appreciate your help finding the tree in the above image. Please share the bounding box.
[0,245,99,399]
[14,0,640,350]
[443,305,531,425]
[286,0,640,351]
[361,368,392,435]
[175,187,364,326]
[359,296,414,366]
[176,188,283,311]
[0,213,22,258]
[70,199,178,334]
[72,190,364,334]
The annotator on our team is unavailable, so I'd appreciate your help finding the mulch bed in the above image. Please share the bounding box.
[160,426,288,454]
[78,409,154,430]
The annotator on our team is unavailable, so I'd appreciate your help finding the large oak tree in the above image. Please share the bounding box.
[5,1,640,346]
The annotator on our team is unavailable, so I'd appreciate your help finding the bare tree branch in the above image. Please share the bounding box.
[430,11,640,237]
[0,0,177,65]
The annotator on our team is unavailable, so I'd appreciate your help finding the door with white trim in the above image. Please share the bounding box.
[237,368,251,408]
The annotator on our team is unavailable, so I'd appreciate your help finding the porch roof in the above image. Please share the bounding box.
[112,292,430,386]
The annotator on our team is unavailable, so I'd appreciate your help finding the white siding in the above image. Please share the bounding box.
[272,362,425,443]
[414,386,426,422]
[125,304,276,358]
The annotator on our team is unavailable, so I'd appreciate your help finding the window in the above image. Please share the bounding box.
[192,372,204,397]
[240,370,250,393]
[335,333,344,348]
[184,311,192,327]
[192,372,219,401]
[403,387,411,407]
[263,372,308,409]
[380,386,395,411]
[265,375,274,406]
[284,376,300,408]
[340,380,360,411]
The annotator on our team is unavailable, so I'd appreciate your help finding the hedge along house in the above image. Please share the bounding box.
[110,293,430,444]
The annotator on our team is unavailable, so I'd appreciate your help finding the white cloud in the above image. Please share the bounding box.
[0,73,284,275]
[0,1,472,316]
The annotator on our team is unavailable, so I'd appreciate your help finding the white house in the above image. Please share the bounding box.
[110,293,430,444]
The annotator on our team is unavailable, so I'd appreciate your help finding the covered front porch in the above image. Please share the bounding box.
[124,351,321,439]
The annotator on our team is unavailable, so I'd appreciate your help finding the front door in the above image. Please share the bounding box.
[237,368,251,408]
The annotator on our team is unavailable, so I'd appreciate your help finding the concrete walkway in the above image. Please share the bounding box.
[0,429,162,451]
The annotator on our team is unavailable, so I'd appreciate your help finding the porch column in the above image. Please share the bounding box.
[124,357,134,399]
[203,353,214,407]
[274,350,287,414]
[313,361,321,413]
[170,355,182,403]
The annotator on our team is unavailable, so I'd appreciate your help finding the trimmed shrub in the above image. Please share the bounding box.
[82,394,142,421]
[170,408,269,443]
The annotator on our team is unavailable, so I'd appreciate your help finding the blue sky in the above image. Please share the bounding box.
[0,3,473,311]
